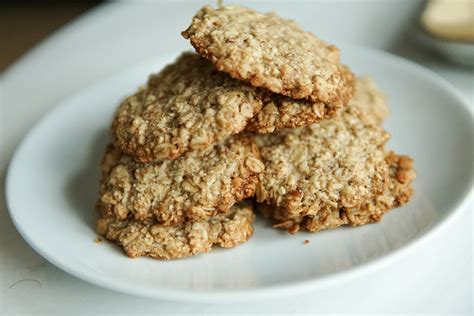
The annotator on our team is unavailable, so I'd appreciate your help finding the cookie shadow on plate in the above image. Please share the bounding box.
[65,127,109,231]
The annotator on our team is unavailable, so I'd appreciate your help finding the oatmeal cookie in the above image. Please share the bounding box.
[97,135,263,225]
[112,52,263,162]
[254,106,391,234]
[182,5,354,104]
[96,201,255,260]
[260,152,415,233]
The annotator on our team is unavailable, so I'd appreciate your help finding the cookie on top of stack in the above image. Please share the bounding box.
[96,5,415,260]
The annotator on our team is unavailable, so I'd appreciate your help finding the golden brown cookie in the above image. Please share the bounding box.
[97,135,263,225]
[112,53,263,162]
[97,201,255,260]
[182,5,354,104]
[254,106,391,234]
[260,152,415,233]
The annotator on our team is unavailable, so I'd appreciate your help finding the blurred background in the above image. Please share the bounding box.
[0,1,101,70]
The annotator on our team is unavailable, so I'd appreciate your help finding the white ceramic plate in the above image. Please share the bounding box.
[6,47,473,302]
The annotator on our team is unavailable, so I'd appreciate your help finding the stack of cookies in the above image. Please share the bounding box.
[96,5,416,260]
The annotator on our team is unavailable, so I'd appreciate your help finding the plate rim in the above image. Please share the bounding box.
[5,45,474,302]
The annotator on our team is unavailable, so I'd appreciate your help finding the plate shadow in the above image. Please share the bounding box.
[66,128,109,231]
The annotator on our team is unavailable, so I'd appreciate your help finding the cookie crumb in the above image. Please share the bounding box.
[95,237,103,244]
[303,240,310,245]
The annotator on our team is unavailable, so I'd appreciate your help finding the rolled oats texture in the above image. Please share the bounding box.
[254,105,391,233]
[96,201,255,260]
[112,52,348,162]
[112,52,263,162]
[259,152,415,233]
[97,135,262,225]
[182,5,354,104]
[254,76,415,233]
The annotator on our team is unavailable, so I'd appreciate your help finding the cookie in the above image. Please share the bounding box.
[96,201,255,260]
[97,135,263,225]
[182,5,354,104]
[112,52,263,162]
[113,53,347,161]
[260,152,415,233]
[254,106,391,234]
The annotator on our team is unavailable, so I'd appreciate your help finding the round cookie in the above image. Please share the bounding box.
[254,106,391,234]
[260,152,415,233]
[182,5,354,104]
[97,135,263,225]
[112,52,263,162]
[96,201,255,260]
